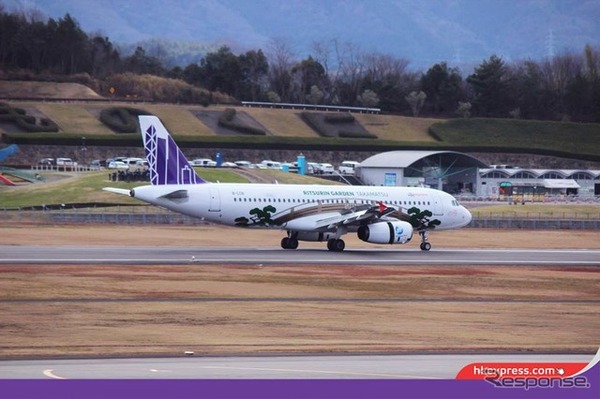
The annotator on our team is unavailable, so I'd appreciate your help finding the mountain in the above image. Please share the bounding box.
[3,0,599,71]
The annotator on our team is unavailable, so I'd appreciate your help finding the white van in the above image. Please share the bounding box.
[258,160,282,169]
[56,157,75,166]
[123,157,145,166]
[338,161,360,175]
[190,158,215,167]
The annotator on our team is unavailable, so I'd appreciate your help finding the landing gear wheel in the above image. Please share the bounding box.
[419,231,431,251]
[281,237,299,250]
[327,238,345,252]
[288,238,299,249]
[420,242,432,251]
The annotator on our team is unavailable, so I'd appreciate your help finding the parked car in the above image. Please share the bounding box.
[108,160,129,170]
[122,157,146,169]
[307,162,321,174]
[89,160,103,170]
[280,162,298,173]
[258,160,282,169]
[293,161,314,174]
[190,158,214,167]
[56,157,75,166]
[123,157,144,165]
[234,160,253,168]
[316,163,335,174]
[38,158,55,166]
[338,161,360,175]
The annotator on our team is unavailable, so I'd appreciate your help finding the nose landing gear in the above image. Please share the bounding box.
[419,231,431,251]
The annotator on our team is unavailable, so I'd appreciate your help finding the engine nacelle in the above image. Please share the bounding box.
[357,221,413,244]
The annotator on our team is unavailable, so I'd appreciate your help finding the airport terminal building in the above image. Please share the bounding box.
[355,151,600,199]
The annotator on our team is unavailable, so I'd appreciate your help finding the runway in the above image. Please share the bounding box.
[1,245,600,265]
[0,353,594,379]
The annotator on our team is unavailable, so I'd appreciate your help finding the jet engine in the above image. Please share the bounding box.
[357,221,413,244]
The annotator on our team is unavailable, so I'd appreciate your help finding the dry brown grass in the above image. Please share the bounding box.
[240,107,321,137]
[1,263,598,358]
[0,225,598,358]
[0,82,101,99]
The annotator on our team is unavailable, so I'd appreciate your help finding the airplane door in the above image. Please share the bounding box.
[209,187,221,212]
[432,194,444,216]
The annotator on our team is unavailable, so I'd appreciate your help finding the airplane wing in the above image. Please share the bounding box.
[280,202,403,231]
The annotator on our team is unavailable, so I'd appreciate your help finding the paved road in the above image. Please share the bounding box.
[0,353,594,379]
[1,246,599,265]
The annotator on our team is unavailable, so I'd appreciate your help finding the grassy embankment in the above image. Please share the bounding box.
[2,168,599,220]
[1,81,599,158]
[0,168,340,208]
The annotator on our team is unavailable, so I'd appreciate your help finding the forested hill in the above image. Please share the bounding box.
[1,6,599,123]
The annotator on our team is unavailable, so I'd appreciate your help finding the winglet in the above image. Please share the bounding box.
[139,115,206,185]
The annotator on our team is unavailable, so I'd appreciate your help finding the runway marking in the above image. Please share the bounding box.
[3,261,599,267]
[200,365,438,379]
[43,369,66,379]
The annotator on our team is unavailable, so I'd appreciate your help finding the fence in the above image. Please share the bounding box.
[2,206,599,229]
[470,218,600,229]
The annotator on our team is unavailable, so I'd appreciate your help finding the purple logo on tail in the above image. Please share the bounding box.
[144,124,205,185]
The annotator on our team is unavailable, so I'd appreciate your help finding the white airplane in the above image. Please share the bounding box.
[104,115,472,252]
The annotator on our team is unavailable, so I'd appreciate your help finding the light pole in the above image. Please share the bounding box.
[81,136,87,167]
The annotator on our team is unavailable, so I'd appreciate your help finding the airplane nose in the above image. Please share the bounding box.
[463,206,472,226]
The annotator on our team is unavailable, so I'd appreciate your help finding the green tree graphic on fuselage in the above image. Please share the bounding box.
[248,205,277,226]
[407,207,441,230]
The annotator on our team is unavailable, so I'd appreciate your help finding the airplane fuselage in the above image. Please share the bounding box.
[131,182,472,233]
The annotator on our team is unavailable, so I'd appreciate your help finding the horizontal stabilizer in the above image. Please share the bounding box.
[102,187,131,196]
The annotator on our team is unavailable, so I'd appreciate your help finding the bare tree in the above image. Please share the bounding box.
[266,37,296,102]
[334,40,365,106]
[540,52,582,120]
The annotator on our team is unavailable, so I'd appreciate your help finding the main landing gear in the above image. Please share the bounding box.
[326,238,345,252]
[280,235,346,252]
[419,231,431,251]
[281,236,299,250]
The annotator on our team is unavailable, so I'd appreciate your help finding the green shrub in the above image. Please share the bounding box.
[99,107,149,133]
[300,111,375,139]
[217,108,266,135]
[220,108,236,122]
[0,102,59,132]
[324,113,356,124]
[338,130,378,139]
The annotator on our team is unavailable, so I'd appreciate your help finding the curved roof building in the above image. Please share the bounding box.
[357,150,487,193]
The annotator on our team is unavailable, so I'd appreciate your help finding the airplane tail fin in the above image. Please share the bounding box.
[139,115,206,185]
